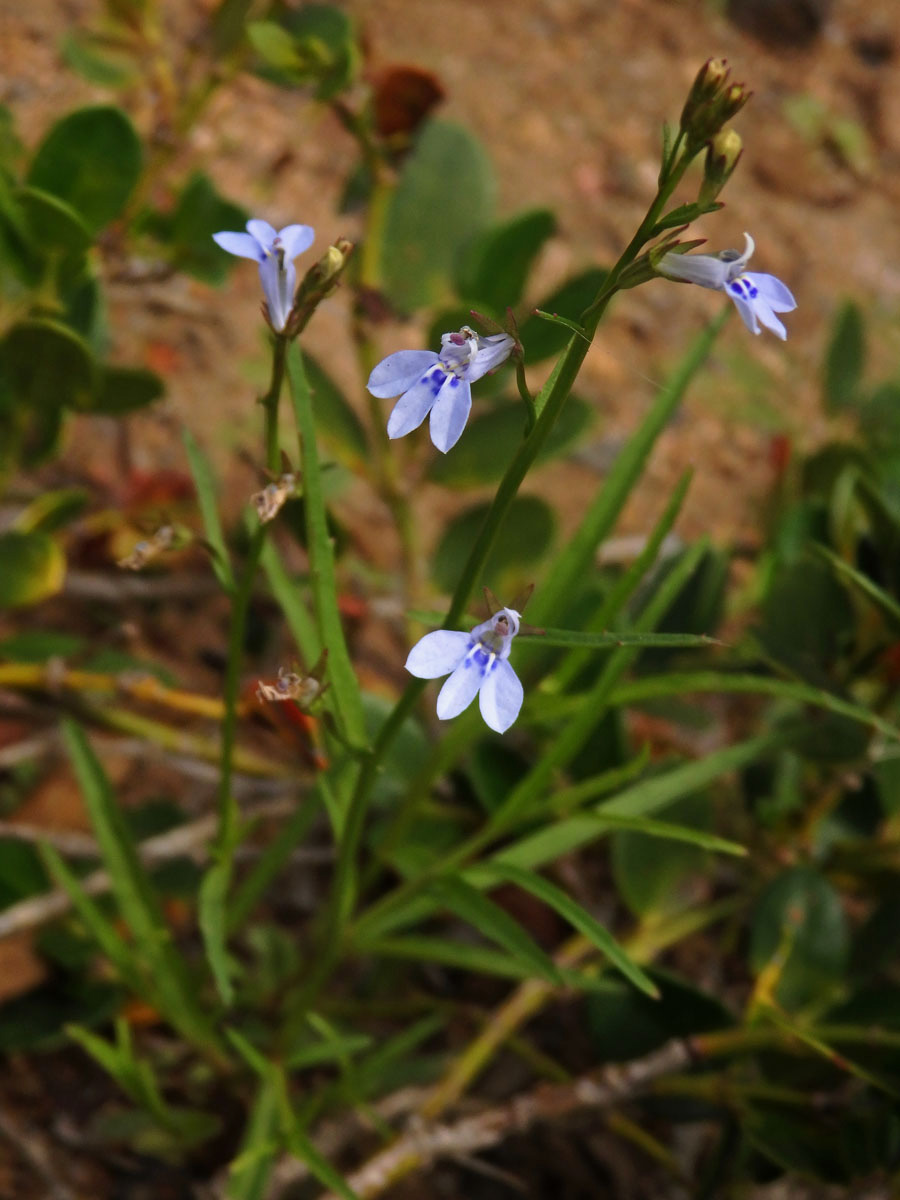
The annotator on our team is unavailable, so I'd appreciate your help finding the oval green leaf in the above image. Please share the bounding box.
[380,120,494,312]
[27,106,141,232]
[431,494,555,593]
[1,318,95,411]
[428,395,591,487]
[0,530,66,608]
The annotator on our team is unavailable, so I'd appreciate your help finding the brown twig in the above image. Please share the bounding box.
[0,1107,76,1200]
[312,1040,693,1200]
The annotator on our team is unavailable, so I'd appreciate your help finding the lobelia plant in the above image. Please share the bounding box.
[6,22,900,1200]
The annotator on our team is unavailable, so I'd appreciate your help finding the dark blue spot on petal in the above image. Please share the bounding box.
[450,377,460,388]
[729,281,743,296]
[749,285,758,298]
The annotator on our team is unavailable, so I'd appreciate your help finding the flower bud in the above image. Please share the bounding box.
[288,238,355,334]
[698,128,743,204]
[679,59,750,146]
[680,58,729,132]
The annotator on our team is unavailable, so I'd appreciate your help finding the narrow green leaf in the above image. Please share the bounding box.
[259,538,319,663]
[369,935,616,992]
[198,859,235,1006]
[529,310,727,627]
[286,1032,373,1071]
[814,543,900,628]
[182,427,235,593]
[61,720,220,1053]
[280,1116,360,1200]
[476,862,659,997]
[577,812,746,855]
[286,342,367,750]
[518,268,607,362]
[520,629,720,650]
[428,875,563,985]
[226,1076,280,1200]
[491,731,787,873]
[547,471,693,690]
[609,671,900,743]
[494,541,711,829]
[39,841,143,992]
[532,309,589,339]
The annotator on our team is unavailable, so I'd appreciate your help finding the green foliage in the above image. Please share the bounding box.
[432,494,555,593]
[0,530,66,607]
[750,866,850,1011]
[823,300,865,412]
[455,207,556,316]
[27,105,141,232]
[143,172,248,283]
[380,120,495,311]
[427,394,591,487]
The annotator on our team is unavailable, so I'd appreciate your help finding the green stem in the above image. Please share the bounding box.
[285,340,367,750]
[217,336,287,848]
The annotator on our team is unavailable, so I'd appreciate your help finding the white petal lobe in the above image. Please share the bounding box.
[405,631,470,679]
[479,660,524,733]
[436,658,483,720]
[367,352,439,399]
[429,378,472,453]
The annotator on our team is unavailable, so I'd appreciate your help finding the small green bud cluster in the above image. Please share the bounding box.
[679,58,750,149]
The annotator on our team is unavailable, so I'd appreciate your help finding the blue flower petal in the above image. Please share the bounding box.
[478,659,523,733]
[436,655,483,720]
[429,376,472,453]
[387,370,445,439]
[212,231,262,260]
[278,224,315,260]
[744,272,796,313]
[246,218,278,249]
[367,351,439,399]
[405,630,470,678]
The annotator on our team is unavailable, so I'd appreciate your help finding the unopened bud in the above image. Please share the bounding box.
[680,58,729,132]
[287,238,355,335]
[698,128,743,204]
[679,58,750,146]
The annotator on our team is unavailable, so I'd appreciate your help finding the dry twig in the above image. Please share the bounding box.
[308,1039,693,1200]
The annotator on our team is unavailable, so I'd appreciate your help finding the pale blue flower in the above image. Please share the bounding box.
[213,219,315,332]
[367,326,516,453]
[406,607,524,733]
[659,232,796,339]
